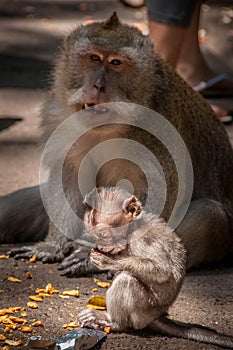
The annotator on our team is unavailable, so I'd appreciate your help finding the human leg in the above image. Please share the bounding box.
[147,0,233,121]
[147,0,197,67]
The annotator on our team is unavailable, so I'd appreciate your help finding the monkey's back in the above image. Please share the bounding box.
[151,59,233,226]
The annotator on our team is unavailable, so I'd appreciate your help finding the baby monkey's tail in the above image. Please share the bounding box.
[150,315,233,349]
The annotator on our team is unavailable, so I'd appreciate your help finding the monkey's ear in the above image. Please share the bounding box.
[83,196,92,212]
[102,12,120,29]
[83,195,97,224]
[122,195,142,220]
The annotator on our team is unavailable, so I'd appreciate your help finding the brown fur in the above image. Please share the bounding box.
[5,13,233,275]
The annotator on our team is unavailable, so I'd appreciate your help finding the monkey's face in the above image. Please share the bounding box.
[85,209,130,255]
[66,48,141,111]
[63,13,156,111]
[78,51,131,107]
[83,187,142,255]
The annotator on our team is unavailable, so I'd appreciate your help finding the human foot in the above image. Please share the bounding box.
[176,65,233,123]
[193,73,233,98]
[210,104,232,124]
[176,55,233,97]
[177,61,233,93]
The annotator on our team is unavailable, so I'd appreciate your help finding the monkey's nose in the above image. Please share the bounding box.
[94,83,105,93]
[93,76,105,93]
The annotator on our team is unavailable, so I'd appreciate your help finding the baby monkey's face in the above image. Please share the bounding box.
[83,188,142,255]
[85,209,130,255]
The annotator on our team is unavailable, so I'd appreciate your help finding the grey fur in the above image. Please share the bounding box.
[79,186,233,349]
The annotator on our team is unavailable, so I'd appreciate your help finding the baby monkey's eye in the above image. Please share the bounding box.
[110,59,122,66]
[91,54,101,62]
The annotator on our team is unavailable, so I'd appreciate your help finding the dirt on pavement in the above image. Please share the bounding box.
[0,251,233,350]
[0,1,233,349]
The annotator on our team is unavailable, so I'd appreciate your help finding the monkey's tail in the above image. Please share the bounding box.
[150,316,233,349]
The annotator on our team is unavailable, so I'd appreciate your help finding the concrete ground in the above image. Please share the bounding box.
[0,1,233,349]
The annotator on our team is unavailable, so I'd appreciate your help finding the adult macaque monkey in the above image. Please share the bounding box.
[79,187,233,349]
[0,13,233,276]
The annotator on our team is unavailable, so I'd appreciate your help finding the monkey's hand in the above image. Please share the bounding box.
[90,249,118,270]
[78,308,113,330]
[58,247,99,277]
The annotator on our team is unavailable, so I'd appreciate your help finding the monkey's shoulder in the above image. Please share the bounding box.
[129,218,185,260]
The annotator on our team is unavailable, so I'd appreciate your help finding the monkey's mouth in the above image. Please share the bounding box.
[82,103,108,114]
[97,244,127,255]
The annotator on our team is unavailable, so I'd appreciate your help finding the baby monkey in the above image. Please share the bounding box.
[78,187,233,348]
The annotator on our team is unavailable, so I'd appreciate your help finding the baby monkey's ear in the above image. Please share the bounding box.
[122,195,142,220]
[83,196,92,211]
[83,196,96,225]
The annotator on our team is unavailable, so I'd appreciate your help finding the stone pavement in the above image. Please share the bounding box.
[0,1,232,196]
[0,1,233,349]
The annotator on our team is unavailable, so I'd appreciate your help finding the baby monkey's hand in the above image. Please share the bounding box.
[90,249,117,270]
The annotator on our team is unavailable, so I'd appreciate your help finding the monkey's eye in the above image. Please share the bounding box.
[110,59,122,66]
[91,54,101,62]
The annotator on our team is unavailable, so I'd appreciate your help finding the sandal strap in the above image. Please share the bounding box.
[193,73,229,92]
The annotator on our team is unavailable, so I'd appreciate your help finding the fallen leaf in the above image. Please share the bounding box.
[27,302,38,309]
[29,255,37,263]
[92,288,98,292]
[21,311,27,317]
[9,316,27,324]
[35,288,46,293]
[7,276,22,283]
[9,307,22,312]
[58,294,69,299]
[3,323,17,330]
[38,293,51,298]
[20,326,33,333]
[0,255,9,259]
[104,326,112,334]
[62,321,79,329]
[25,271,32,279]
[1,346,10,350]
[0,309,14,316]
[94,278,110,288]
[0,316,8,322]
[0,334,6,341]
[62,290,79,297]
[3,326,10,333]
[4,339,23,346]
[86,296,106,310]
[1,318,13,325]
[0,316,8,323]
[45,282,53,292]
[59,295,69,299]
[32,320,43,327]
[45,283,59,294]
[29,295,43,302]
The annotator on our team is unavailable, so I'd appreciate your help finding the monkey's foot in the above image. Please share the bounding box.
[58,251,99,277]
[78,309,112,330]
[9,246,36,260]
[9,242,73,263]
